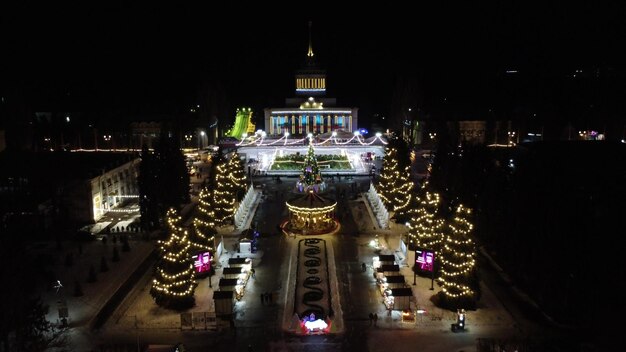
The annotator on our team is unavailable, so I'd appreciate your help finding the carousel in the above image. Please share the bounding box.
[282,142,339,236]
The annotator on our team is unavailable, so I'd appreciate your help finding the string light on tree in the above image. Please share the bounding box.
[296,140,326,193]
[150,208,196,309]
[438,204,477,306]
[377,147,414,218]
[407,184,444,254]
[212,159,237,225]
[192,188,216,253]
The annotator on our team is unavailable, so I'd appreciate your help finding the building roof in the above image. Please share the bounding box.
[286,192,336,210]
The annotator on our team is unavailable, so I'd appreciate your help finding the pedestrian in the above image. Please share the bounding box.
[361,262,366,272]
[260,293,265,305]
[251,268,256,278]
[373,313,378,327]
[368,313,373,326]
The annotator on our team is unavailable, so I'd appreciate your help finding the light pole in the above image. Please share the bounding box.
[198,130,206,150]
[103,135,112,150]
[185,134,193,149]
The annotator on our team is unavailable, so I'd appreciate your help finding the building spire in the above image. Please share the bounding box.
[307,21,314,58]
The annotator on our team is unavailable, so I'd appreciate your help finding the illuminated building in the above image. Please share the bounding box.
[264,22,358,136]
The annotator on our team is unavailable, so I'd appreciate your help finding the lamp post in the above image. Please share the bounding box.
[185,134,193,149]
[103,135,112,150]
[198,130,206,150]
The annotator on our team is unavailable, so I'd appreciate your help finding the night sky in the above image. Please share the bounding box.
[3,4,626,128]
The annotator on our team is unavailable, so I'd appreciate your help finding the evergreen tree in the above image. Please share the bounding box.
[155,132,191,208]
[139,145,160,231]
[228,152,248,200]
[100,256,109,272]
[377,147,399,208]
[150,208,196,309]
[438,204,478,309]
[212,158,236,225]
[301,142,322,186]
[408,185,445,254]
[87,264,97,283]
[192,188,216,253]
[377,147,414,218]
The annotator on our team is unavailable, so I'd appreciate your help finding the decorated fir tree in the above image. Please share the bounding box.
[212,159,236,225]
[408,185,445,254]
[391,165,414,220]
[302,142,321,186]
[377,148,414,218]
[377,148,398,208]
[228,152,248,200]
[150,208,196,309]
[191,188,216,253]
[438,204,478,309]
[296,141,325,193]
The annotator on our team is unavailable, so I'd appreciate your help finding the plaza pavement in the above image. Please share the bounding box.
[48,174,534,351]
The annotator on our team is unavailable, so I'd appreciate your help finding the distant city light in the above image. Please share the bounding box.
[65,116,70,122]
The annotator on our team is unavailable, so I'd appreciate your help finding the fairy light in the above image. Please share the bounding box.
[150,208,197,305]
[191,188,216,253]
[212,153,248,225]
[376,148,414,217]
[438,204,477,300]
[407,184,444,253]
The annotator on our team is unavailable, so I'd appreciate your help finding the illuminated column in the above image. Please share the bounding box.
[327,115,331,131]
[348,116,352,131]
[299,115,303,135]
[291,115,295,134]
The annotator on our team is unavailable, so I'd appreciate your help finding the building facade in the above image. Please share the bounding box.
[264,26,358,136]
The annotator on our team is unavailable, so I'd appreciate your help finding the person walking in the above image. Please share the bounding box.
[251,268,256,278]
[373,313,378,327]
[260,293,265,305]
[368,313,373,326]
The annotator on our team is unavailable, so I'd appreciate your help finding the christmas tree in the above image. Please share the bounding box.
[377,148,414,218]
[228,152,248,200]
[192,188,216,253]
[377,148,399,208]
[212,158,236,225]
[408,185,445,254]
[151,208,196,309]
[296,141,325,192]
[438,204,477,308]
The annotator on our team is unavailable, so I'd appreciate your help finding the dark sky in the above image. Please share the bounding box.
[3,4,626,127]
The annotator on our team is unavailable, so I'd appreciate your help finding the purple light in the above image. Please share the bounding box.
[193,251,211,273]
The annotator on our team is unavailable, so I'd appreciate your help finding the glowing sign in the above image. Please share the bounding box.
[193,252,211,273]
[415,248,434,272]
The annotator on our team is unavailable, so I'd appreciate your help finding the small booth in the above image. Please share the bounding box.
[223,267,249,280]
[384,275,405,289]
[213,291,234,317]
[219,278,245,300]
[378,254,395,265]
[228,257,251,268]
[381,264,400,277]
[390,288,412,310]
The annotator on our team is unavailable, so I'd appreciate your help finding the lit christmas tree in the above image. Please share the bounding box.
[438,204,477,308]
[391,165,414,220]
[151,208,196,309]
[377,148,399,208]
[192,188,216,253]
[377,148,414,218]
[228,152,248,199]
[212,159,236,225]
[408,185,445,254]
[296,141,325,192]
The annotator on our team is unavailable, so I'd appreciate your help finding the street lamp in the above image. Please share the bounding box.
[103,135,112,150]
[184,134,193,149]
[198,130,206,150]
